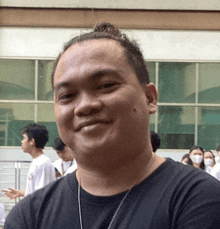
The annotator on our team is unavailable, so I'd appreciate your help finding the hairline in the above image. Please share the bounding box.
[52,37,147,90]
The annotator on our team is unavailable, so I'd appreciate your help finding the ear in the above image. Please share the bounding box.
[30,138,36,147]
[144,83,158,115]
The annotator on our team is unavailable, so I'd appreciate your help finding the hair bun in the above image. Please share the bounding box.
[93,22,120,36]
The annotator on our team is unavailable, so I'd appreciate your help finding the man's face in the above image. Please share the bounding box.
[21,134,32,153]
[53,39,157,163]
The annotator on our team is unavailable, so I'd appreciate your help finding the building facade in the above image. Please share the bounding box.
[1,1,220,160]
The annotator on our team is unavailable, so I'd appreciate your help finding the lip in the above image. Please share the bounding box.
[75,119,111,131]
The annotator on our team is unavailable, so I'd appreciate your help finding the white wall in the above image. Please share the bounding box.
[1,27,220,61]
[1,0,220,11]
[0,148,59,162]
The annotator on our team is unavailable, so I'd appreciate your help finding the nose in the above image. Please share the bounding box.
[74,93,103,117]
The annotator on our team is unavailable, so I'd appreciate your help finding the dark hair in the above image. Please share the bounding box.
[53,137,66,151]
[216,145,220,152]
[51,22,149,89]
[150,131,161,153]
[181,153,189,162]
[22,123,49,149]
[188,145,205,170]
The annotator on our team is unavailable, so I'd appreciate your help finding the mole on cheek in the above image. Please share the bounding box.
[133,108,137,112]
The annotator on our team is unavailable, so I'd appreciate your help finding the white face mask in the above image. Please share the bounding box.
[191,154,203,164]
[204,158,213,167]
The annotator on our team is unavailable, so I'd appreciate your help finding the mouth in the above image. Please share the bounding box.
[75,119,111,131]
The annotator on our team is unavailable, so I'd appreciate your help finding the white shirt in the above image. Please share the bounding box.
[210,163,220,181]
[0,203,5,223]
[205,166,213,174]
[53,158,77,177]
[25,154,56,196]
[215,156,220,164]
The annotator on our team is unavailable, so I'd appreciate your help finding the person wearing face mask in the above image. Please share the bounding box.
[204,150,216,174]
[209,151,220,181]
[187,146,205,170]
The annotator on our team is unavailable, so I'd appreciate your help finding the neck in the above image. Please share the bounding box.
[76,152,165,196]
[29,148,44,159]
[193,163,201,168]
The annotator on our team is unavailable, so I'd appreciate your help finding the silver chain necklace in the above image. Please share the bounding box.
[77,182,132,229]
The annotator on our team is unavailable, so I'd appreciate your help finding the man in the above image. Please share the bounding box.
[53,137,77,178]
[2,123,55,199]
[4,23,220,228]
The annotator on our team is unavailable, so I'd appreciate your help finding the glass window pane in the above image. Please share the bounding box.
[0,59,35,100]
[198,107,220,149]
[158,62,196,103]
[198,63,220,103]
[0,103,34,146]
[149,113,155,132]
[37,103,58,147]
[146,62,156,84]
[38,60,55,101]
[158,106,195,149]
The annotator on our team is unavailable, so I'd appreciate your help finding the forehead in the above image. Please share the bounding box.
[23,134,28,139]
[204,152,213,157]
[191,149,203,154]
[54,39,134,85]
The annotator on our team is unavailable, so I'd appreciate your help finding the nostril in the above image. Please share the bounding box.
[74,97,103,117]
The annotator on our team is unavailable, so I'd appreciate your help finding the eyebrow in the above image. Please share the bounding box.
[53,69,119,92]
[54,81,70,93]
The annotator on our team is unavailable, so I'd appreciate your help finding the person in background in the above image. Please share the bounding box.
[181,153,189,165]
[215,145,220,163]
[187,145,205,170]
[204,150,216,174]
[53,137,77,178]
[2,123,55,199]
[150,131,161,153]
[209,151,220,181]
[4,22,220,229]
[0,202,5,225]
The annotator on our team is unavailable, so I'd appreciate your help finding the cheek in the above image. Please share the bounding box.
[54,105,75,141]
[54,105,72,126]
[110,91,148,128]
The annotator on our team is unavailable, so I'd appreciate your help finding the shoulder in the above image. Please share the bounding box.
[148,159,220,228]
[210,163,220,175]
[53,159,62,167]
[36,155,53,167]
[6,173,76,225]
[158,158,220,193]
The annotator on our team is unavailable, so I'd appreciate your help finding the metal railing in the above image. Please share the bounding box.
[0,160,31,227]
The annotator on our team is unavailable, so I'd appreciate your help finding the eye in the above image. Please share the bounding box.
[60,93,73,100]
[57,91,78,103]
[97,82,120,92]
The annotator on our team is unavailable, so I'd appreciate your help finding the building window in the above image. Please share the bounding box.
[1,58,220,150]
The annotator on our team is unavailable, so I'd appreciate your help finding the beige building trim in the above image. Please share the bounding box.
[0,7,220,30]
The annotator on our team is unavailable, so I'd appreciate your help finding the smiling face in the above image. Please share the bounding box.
[53,39,157,166]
